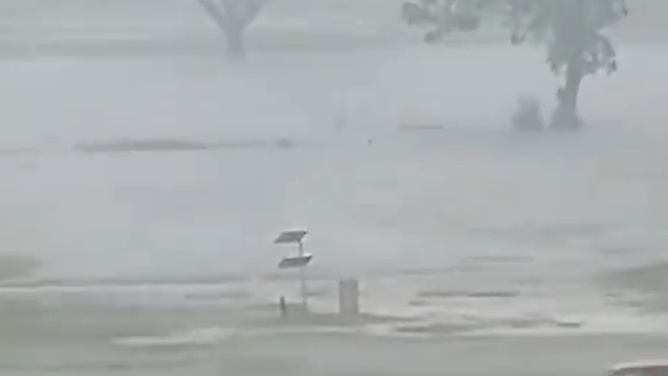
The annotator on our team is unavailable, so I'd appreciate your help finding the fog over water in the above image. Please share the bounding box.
[0,0,667,375]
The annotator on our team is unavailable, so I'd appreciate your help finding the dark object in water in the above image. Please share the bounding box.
[279,296,287,318]
[511,97,544,132]
[399,124,444,131]
[76,139,209,153]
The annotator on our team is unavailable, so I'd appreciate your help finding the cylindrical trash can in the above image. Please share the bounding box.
[338,279,359,316]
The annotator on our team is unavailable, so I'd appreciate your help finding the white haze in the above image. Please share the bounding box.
[0,0,666,294]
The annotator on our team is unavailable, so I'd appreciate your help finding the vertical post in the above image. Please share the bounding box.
[338,279,360,316]
[298,240,308,310]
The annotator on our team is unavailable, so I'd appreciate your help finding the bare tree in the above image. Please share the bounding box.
[195,0,268,61]
[402,0,628,131]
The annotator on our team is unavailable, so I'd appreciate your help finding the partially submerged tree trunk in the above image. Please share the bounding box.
[195,0,265,62]
[225,25,246,61]
[550,60,584,131]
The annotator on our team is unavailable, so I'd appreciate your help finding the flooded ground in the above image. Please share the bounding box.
[2,296,668,376]
[0,2,666,373]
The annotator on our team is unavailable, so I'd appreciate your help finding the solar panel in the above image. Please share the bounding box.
[278,254,313,269]
[274,229,308,244]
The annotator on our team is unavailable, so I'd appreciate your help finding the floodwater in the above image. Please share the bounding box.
[1,1,668,374]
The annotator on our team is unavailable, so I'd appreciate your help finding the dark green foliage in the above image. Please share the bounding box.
[505,0,627,77]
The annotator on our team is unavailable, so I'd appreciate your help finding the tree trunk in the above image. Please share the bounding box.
[550,61,584,131]
[225,26,246,62]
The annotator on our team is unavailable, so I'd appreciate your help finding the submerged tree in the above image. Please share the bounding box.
[506,0,627,130]
[195,0,268,61]
[402,0,628,131]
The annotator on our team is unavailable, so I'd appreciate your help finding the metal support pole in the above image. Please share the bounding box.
[298,241,308,310]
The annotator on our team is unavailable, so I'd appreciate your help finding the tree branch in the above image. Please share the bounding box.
[195,0,229,32]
